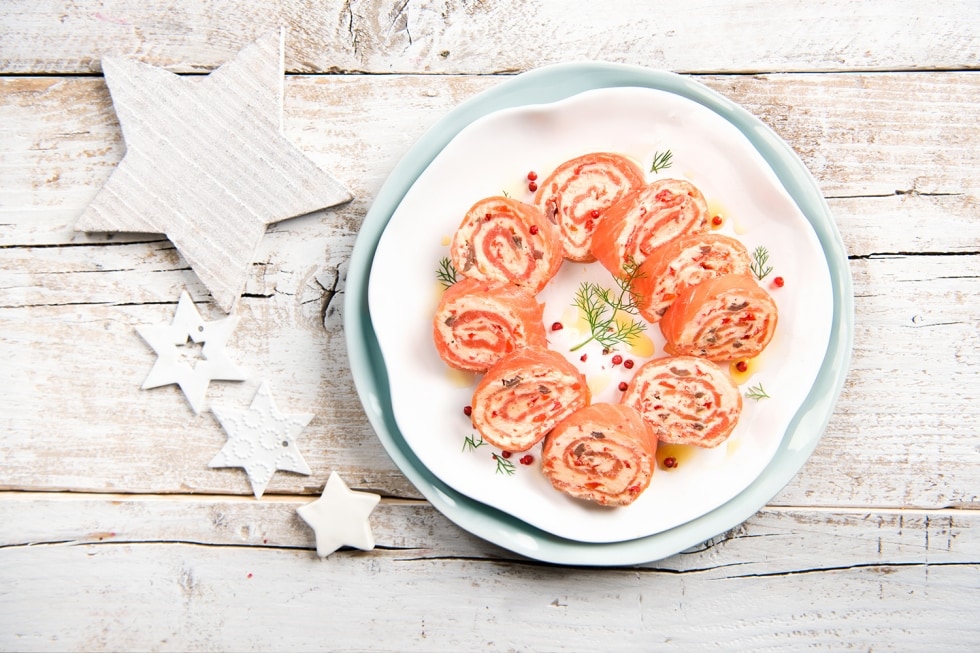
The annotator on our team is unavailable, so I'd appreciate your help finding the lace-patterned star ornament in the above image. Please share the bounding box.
[74,28,352,313]
[297,472,381,558]
[136,290,247,413]
[209,381,313,499]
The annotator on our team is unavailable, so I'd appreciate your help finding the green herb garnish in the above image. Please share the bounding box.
[745,383,771,401]
[493,452,516,476]
[437,257,458,288]
[464,435,515,475]
[570,258,646,352]
[750,246,773,281]
[650,150,673,173]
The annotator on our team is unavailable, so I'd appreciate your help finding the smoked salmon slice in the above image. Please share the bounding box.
[470,347,590,452]
[450,196,563,294]
[541,403,657,507]
[590,178,710,277]
[660,273,778,361]
[533,152,646,262]
[621,356,742,448]
[632,233,752,323]
[433,277,548,373]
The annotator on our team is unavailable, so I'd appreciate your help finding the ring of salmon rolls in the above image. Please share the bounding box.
[632,233,752,324]
[450,196,563,294]
[432,277,548,373]
[621,356,742,448]
[470,347,590,452]
[533,152,646,262]
[660,273,778,361]
[541,403,657,507]
[590,178,710,277]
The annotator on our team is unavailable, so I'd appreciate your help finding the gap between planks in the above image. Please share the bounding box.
[1,490,977,517]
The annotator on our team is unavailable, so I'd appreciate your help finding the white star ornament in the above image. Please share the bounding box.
[75,28,352,313]
[209,381,313,499]
[297,472,381,558]
[136,290,247,413]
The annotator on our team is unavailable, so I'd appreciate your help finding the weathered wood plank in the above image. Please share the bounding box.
[3,1,978,648]
[3,493,978,569]
[775,255,980,508]
[6,545,971,651]
[3,73,978,250]
[2,0,979,75]
[0,292,415,498]
[708,72,980,198]
[1,252,977,508]
[1,497,977,651]
[2,72,979,504]
[832,193,980,256]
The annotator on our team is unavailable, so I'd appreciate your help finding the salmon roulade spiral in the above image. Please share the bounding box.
[450,196,563,294]
[632,233,752,323]
[541,403,657,507]
[432,277,548,373]
[660,273,778,361]
[470,347,590,452]
[590,178,710,277]
[532,152,646,262]
[621,356,742,448]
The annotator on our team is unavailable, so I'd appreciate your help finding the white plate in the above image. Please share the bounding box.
[368,85,833,544]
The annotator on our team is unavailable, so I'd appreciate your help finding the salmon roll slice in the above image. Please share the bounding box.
[541,403,657,507]
[660,273,778,361]
[633,233,752,324]
[450,196,563,294]
[432,277,548,373]
[621,356,742,448]
[590,178,710,277]
[533,152,646,262]
[471,347,590,452]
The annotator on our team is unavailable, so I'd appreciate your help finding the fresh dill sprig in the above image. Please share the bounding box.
[462,433,487,453]
[436,257,458,288]
[745,383,771,401]
[569,258,646,352]
[750,246,774,281]
[493,452,516,476]
[463,434,516,475]
[650,150,673,174]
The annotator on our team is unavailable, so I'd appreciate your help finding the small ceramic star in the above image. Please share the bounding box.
[136,290,246,413]
[209,381,313,498]
[297,472,381,557]
[75,28,352,313]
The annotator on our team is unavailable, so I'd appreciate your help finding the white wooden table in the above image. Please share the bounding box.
[2,2,979,650]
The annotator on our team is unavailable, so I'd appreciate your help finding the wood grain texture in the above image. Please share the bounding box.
[2,0,979,75]
[2,3,980,647]
[72,30,352,313]
[7,543,974,651]
[1,495,978,651]
[2,72,978,508]
[2,251,977,506]
[4,494,978,568]
[4,73,979,247]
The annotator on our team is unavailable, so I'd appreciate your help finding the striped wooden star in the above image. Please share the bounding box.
[75,29,352,313]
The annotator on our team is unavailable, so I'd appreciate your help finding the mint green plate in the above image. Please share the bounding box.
[345,63,853,566]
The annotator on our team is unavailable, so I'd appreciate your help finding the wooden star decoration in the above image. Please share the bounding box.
[136,290,247,413]
[297,472,381,557]
[209,381,313,499]
[75,28,352,313]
